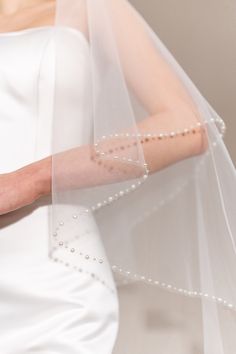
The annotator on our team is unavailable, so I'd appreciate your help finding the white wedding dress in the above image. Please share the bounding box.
[0,25,119,354]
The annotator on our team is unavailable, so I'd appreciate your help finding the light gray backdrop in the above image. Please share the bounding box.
[130,0,236,165]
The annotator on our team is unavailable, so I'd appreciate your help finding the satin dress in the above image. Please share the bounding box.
[0,25,119,354]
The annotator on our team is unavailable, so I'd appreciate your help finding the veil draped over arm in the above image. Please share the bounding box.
[38,0,236,352]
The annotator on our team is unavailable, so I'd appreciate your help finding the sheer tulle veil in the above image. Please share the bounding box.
[40,0,236,352]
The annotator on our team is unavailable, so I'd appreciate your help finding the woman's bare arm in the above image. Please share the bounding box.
[0,0,207,215]
[32,0,207,196]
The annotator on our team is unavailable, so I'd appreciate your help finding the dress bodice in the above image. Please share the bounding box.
[0,28,118,354]
[0,26,92,257]
[0,26,91,173]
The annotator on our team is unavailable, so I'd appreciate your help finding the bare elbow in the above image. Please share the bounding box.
[189,113,209,158]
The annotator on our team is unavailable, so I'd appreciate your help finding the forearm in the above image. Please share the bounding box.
[21,107,207,199]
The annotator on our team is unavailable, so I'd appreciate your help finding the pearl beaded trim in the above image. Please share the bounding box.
[108,133,234,310]
[51,115,226,281]
[51,252,235,308]
[111,265,235,312]
[52,220,104,264]
[94,116,225,157]
[51,255,116,294]
[89,116,225,213]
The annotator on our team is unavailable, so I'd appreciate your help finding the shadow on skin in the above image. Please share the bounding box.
[0,194,52,229]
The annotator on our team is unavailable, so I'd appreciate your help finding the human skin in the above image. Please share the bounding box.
[0,0,55,31]
[0,0,207,216]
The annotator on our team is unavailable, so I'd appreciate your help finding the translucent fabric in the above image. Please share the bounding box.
[39,0,236,352]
